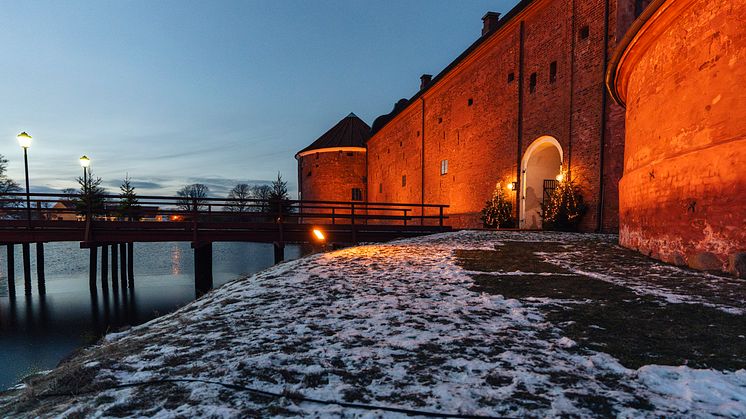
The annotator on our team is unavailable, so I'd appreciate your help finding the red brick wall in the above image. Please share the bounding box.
[298,149,367,223]
[366,0,634,231]
[615,0,746,275]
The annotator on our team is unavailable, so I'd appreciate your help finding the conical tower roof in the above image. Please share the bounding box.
[296,113,370,157]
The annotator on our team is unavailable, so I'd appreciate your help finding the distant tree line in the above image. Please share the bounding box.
[0,154,292,222]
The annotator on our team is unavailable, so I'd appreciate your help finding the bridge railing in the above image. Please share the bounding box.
[0,192,449,227]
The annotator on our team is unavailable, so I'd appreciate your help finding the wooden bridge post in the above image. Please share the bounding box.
[351,203,357,244]
[89,246,98,293]
[273,242,285,264]
[111,244,119,285]
[100,244,109,292]
[6,244,15,299]
[22,243,31,296]
[193,242,213,298]
[36,242,45,295]
[119,242,127,286]
[127,242,134,280]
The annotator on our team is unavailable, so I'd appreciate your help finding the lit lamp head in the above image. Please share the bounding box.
[312,228,326,242]
[555,172,565,183]
[17,132,32,149]
[79,155,91,168]
[507,182,517,191]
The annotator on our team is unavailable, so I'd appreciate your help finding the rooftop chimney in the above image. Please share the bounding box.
[420,74,433,90]
[482,12,501,36]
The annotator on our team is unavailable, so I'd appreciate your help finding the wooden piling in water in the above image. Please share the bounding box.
[273,242,285,264]
[111,244,118,284]
[22,243,31,296]
[127,242,134,280]
[193,242,213,298]
[89,246,98,293]
[101,244,109,292]
[6,244,15,298]
[36,242,45,295]
[119,243,127,288]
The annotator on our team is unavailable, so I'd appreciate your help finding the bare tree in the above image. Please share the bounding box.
[177,183,210,212]
[224,183,253,213]
[251,184,272,213]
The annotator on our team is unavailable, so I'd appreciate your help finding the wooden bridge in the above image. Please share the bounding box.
[0,193,449,297]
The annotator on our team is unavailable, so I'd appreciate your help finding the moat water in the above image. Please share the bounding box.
[0,242,305,389]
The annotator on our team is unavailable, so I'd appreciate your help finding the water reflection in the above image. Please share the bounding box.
[0,241,307,389]
[170,243,183,276]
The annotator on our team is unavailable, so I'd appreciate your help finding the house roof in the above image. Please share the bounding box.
[296,113,371,157]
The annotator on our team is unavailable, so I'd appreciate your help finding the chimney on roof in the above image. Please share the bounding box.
[420,74,433,90]
[482,12,501,36]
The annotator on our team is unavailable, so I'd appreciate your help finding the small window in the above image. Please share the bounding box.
[467,98,473,106]
[529,72,537,93]
[400,141,403,147]
[438,117,443,124]
[362,176,367,183]
[416,130,420,137]
[508,72,515,83]
[351,188,363,201]
[580,25,590,39]
[307,171,312,177]
[440,159,449,176]
[549,61,557,83]
[402,175,407,187]
[315,152,319,159]
[379,183,383,193]
[346,152,354,156]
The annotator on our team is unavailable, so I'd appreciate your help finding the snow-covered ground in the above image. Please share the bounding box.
[1,231,745,417]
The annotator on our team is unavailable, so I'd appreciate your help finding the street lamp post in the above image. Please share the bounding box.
[16,132,32,221]
[79,156,91,218]
[79,155,90,188]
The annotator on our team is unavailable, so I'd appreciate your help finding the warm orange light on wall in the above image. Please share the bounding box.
[555,172,565,182]
[312,228,326,241]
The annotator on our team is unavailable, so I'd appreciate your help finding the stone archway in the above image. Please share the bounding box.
[520,136,563,229]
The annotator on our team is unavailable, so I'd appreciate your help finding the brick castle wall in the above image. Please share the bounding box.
[366,0,637,231]
[614,0,746,276]
[298,149,367,223]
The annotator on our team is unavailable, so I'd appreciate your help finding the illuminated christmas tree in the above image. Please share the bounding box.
[481,183,515,229]
[540,173,587,231]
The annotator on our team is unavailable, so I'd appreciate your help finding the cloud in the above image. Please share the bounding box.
[105,179,164,190]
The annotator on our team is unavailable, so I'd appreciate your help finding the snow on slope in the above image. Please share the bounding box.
[3,231,744,417]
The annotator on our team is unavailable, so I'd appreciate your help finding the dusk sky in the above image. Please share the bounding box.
[1,1,520,197]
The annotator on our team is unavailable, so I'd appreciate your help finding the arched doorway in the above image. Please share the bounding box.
[520,136,563,229]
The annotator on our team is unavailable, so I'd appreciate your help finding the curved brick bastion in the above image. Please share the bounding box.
[608,0,746,277]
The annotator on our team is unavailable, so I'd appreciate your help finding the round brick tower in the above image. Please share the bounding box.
[609,0,746,277]
[296,113,370,210]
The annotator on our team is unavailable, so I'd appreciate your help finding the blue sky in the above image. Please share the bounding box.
[1,0,519,197]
